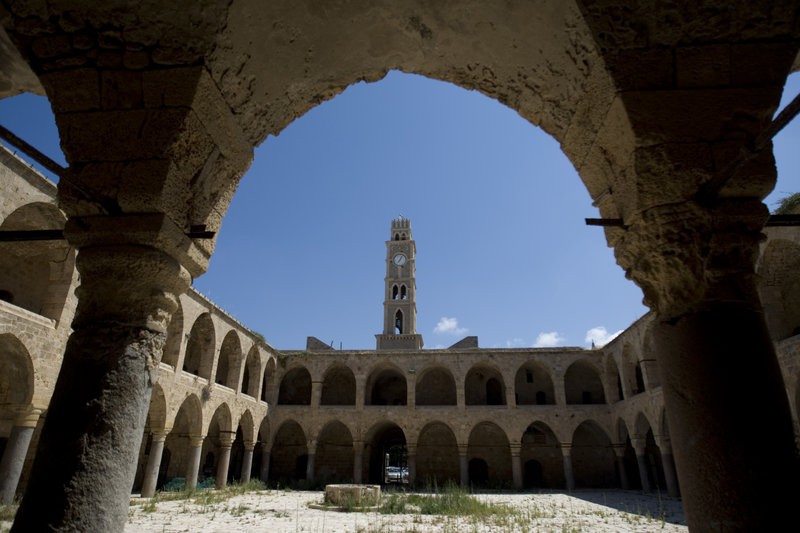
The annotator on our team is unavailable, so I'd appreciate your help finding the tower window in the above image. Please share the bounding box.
[400,285,407,300]
[395,310,403,334]
[394,233,400,241]
[392,285,399,300]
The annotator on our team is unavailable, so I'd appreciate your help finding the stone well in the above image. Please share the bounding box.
[324,484,381,507]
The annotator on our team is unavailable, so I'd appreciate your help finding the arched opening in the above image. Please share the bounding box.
[394,310,403,334]
[467,422,511,488]
[216,330,241,388]
[0,202,74,322]
[314,421,354,483]
[261,358,275,403]
[364,422,406,486]
[635,362,646,394]
[0,334,34,409]
[320,364,356,406]
[515,361,556,405]
[617,419,641,489]
[400,285,407,300]
[465,364,506,406]
[132,384,168,492]
[634,413,666,493]
[161,300,183,368]
[415,367,457,406]
[416,422,459,485]
[162,395,202,486]
[564,360,606,405]
[253,417,270,481]
[571,421,615,488]
[201,403,233,488]
[605,355,623,403]
[392,285,399,299]
[366,367,407,406]
[241,345,260,397]
[521,422,563,489]
[182,313,215,379]
[270,420,307,486]
[278,367,312,405]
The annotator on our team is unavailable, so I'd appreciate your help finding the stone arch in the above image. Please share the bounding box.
[183,313,215,379]
[0,334,34,409]
[415,366,457,406]
[261,357,276,403]
[145,384,168,433]
[467,421,511,487]
[278,366,312,405]
[253,415,270,481]
[364,421,407,485]
[228,410,255,484]
[757,238,800,341]
[564,359,605,405]
[616,418,639,489]
[0,202,74,322]
[571,420,615,488]
[161,299,183,368]
[241,345,260,397]
[270,420,308,485]
[236,410,256,446]
[605,354,623,403]
[216,330,242,389]
[162,395,203,483]
[633,412,666,492]
[416,421,459,485]
[314,420,354,483]
[365,365,407,406]
[465,362,506,406]
[200,403,234,484]
[514,361,556,405]
[521,421,564,489]
[320,364,356,406]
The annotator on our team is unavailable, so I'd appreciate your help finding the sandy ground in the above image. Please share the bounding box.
[120,489,687,533]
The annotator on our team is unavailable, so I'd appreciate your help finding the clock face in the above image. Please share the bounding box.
[393,253,407,266]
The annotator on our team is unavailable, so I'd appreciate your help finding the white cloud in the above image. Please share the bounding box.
[533,331,564,348]
[585,326,622,348]
[434,317,468,335]
[505,338,525,348]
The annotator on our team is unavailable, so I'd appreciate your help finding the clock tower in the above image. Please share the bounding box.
[376,216,423,350]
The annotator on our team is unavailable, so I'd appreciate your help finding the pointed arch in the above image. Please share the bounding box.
[320,364,356,405]
[521,422,563,488]
[216,330,242,388]
[315,420,354,483]
[241,345,261,397]
[571,420,615,488]
[465,362,506,405]
[278,366,312,405]
[515,360,555,405]
[416,421,459,484]
[183,313,215,379]
[270,420,308,485]
[366,365,407,406]
[564,359,605,404]
[467,421,511,487]
[416,366,457,406]
[162,299,183,368]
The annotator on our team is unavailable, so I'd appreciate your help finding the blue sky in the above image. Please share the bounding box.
[1,70,799,350]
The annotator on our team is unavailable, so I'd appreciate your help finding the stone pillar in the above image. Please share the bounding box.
[406,444,416,485]
[216,431,235,489]
[0,409,40,504]
[655,436,680,498]
[458,444,469,487]
[355,379,365,410]
[11,215,196,533]
[456,384,466,410]
[510,443,522,489]
[613,444,629,490]
[260,448,271,483]
[353,440,364,484]
[240,442,255,485]
[310,381,322,408]
[630,437,650,493]
[616,199,800,530]
[505,386,516,409]
[306,453,316,483]
[140,431,168,498]
[554,376,567,406]
[407,378,416,409]
[185,436,204,490]
[560,444,574,491]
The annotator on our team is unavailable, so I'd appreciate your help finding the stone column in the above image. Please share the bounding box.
[613,444,629,490]
[0,409,41,504]
[140,431,168,498]
[655,436,680,498]
[510,443,522,489]
[260,447,271,483]
[306,453,316,483]
[406,443,417,485]
[630,437,650,493]
[458,444,469,487]
[505,386,516,409]
[310,381,322,408]
[560,444,574,491]
[240,442,255,484]
[456,384,466,410]
[216,431,235,489]
[355,379,365,410]
[407,378,416,409]
[553,376,567,406]
[353,440,364,483]
[11,215,196,533]
[616,199,800,530]
[185,436,204,490]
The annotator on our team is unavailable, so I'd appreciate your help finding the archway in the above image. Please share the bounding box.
[162,395,202,484]
[183,313,215,379]
[564,360,605,405]
[161,300,183,368]
[520,422,563,488]
[571,420,615,488]
[467,422,511,488]
[314,421,354,483]
[416,422,459,485]
[465,364,506,406]
[364,422,406,485]
[278,367,312,405]
[366,367,407,406]
[201,403,233,487]
[415,367,457,406]
[241,345,260,397]
[320,365,356,406]
[270,421,307,486]
[515,361,556,405]
[216,330,242,388]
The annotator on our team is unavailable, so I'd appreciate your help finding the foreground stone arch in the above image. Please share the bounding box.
[0,2,797,531]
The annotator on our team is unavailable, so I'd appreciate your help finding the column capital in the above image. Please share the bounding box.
[244,441,256,452]
[189,435,205,448]
[614,199,767,315]
[509,442,522,456]
[14,408,42,428]
[406,443,417,455]
[559,443,572,456]
[654,434,672,452]
[612,443,627,458]
[218,431,236,448]
[630,436,647,455]
[457,443,468,456]
[150,431,168,443]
